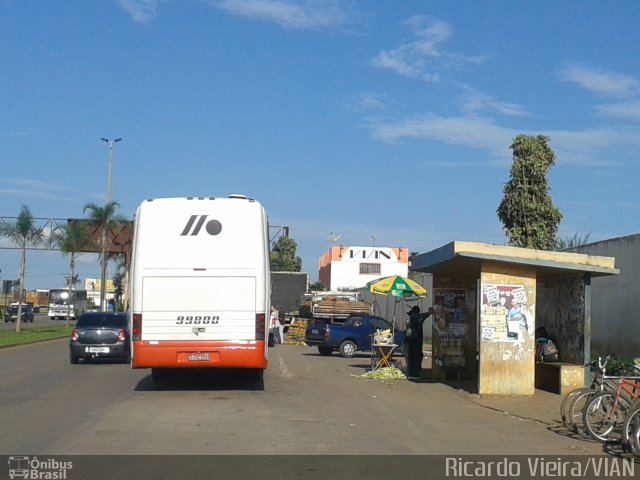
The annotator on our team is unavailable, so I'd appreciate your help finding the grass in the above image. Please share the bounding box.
[0,325,72,348]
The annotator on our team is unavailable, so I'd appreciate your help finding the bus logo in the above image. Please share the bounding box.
[8,456,29,479]
[180,215,222,236]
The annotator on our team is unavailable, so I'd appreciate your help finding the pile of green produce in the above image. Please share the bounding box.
[358,367,407,380]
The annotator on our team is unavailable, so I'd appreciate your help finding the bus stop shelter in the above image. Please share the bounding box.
[411,241,619,396]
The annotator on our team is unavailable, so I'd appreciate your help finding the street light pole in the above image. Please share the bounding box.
[100,137,121,310]
[101,137,121,206]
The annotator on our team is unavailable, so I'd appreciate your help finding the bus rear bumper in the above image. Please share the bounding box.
[131,340,267,369]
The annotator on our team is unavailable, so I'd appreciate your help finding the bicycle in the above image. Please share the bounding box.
[560,353,616,437]
[620,359,640,455]
[582,363,640,443]
[621,399,640,455]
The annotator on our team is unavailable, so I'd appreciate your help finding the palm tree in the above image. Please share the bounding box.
[64,274,81,288]
[55,221,96,326]
[83,202,126,311]
[110,252,127,311]
[0,205,44,332]
[112,270,125,311]
[554,232,592,250]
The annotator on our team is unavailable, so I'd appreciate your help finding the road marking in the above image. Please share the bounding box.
[278,357,293,378]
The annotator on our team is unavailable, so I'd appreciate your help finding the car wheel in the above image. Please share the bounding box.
[70,353,79,364]
[318,346,333,356]
[339,340,357,358]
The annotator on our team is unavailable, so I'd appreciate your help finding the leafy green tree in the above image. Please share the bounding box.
[270,236,302,272]
[554,232,592,250]
[55,221,97,326]
[0,205,44,332]
[497,135,563,250]
[308,281,325,291]
[84,202,126,310]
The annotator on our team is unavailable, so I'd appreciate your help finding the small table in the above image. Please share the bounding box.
[372,343,397,370]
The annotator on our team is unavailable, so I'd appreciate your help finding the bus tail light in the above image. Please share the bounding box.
[132,314,142,341]
[255,313,265,340]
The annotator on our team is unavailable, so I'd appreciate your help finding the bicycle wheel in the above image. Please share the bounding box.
[569,389,597,438]
[561,388,592,430]
[583,392,631,442]
[622,403,640,454]
[631,415,640,458]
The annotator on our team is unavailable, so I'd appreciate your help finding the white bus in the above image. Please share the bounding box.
[129,195,271,382]
[48,289,88,320]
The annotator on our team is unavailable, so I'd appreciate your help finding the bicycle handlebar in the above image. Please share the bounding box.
[591,353,616,371]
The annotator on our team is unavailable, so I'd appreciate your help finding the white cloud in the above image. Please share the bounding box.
[118,0,158,24]
[351,93,390,112]
[368,114,640,166]
[458,86,530,118]
[0,179,73,202]
[557,66,639,98]
[595,100,640,121]
[370,15,484,82]
[371,114,515,154]
[213,0,353,30]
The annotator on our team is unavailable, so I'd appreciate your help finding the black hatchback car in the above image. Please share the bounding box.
[69,312,130,364]
[4,303,35,323]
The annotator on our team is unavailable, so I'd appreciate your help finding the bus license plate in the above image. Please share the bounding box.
[188,352,210,362]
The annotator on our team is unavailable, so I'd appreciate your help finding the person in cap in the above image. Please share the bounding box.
[405,305,434,380]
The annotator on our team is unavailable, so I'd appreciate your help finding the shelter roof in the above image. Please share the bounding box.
[411,241,619,278]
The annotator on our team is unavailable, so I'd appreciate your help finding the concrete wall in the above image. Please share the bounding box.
[569,234,640,359]
[536,274,586,364]
[479,262,536,396]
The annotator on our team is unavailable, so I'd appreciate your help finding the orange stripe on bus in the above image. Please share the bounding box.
[132,340,267,369]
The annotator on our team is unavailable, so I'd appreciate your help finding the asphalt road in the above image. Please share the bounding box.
[0,338,610,458]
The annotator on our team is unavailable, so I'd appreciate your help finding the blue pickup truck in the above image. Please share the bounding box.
[304,313,405,358]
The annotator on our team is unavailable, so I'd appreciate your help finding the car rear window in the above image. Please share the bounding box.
[76,314,127,328]
[7,305,29,313]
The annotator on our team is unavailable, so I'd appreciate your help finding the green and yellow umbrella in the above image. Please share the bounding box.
[366,275,427,336]
[366,275,427,298]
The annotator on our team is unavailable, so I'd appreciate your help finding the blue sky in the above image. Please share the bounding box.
[1,0,639,290]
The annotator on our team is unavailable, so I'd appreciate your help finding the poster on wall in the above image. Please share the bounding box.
[433,289,467,338]
[481,284,532,343]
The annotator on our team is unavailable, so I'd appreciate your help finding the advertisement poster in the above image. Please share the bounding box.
[481,284,532,343]
[433,289,467,338]
[85,278,115,293]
